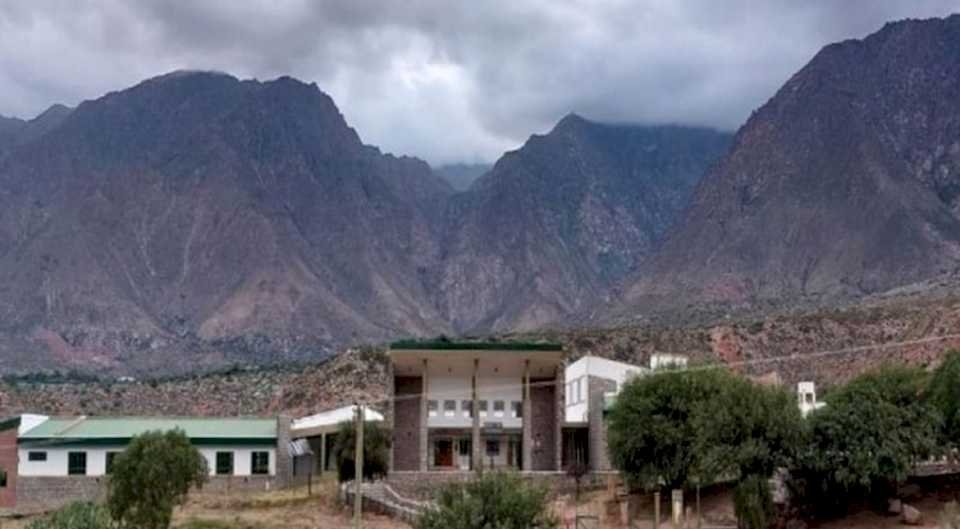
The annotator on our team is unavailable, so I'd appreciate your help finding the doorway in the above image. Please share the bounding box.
[434,439,454,467]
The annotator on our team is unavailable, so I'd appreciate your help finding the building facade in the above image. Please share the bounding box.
[2,415,293,512]
[387,341,566,473]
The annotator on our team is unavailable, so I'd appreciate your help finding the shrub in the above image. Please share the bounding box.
[416,472,557,529]
[734,475,775,529]
[333,417,391,482]
[789,367,941,518]
[607,368,801,491]
[106,429,209,529]
[26,502,112,529]
[926,349,960,447]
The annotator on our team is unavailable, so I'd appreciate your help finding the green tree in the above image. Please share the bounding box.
[106,429,209,529]
[790,367,941,516]
[416,471,557,529]
[733,475,775,529]
[26,502,112,529]
[333,418,391,482]
[607,368,801,491]
[926,349,960,446]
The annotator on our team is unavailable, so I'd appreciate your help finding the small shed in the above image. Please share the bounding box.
[291,405,383,475]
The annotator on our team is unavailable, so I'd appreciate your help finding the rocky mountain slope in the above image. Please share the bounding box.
[437,115,730,332]
[0,71,454,374]
[0,73,727,374]
[622,15,960,315]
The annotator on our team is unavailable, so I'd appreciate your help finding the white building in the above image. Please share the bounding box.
[564,355,648,424]
[797,381,825,417]
[291,405,384,474]
[18,416,282,478]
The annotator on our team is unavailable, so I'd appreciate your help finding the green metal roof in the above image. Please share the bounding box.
[390,339,563,351]
[20,417,276,441]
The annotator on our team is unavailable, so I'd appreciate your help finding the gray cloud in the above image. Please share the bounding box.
[0,1,955,165]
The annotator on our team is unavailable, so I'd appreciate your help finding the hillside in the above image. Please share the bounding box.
[622,15,960,315]
[437,115,730,332]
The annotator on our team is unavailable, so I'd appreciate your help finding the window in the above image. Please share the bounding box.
[478,400,488,417]
[461,400,473,418]
[216,452,234,475]
[485,440,500,456]
[493,400,505,417]
[443,400,457,416]
[458,439,471,456]
[0,467,5,487]
[512,401,523,418]
[28,451,47,462]
[251,451,270,475]
[428,400,439,417]
[68,452,87,476]
[105,452,119,474]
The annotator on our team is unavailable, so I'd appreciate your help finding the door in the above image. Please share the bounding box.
[434,439,454,467]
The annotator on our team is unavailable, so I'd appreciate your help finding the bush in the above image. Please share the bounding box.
[734,475,775,529]
[26,502,112,529]
[927,349,960,447]
[107,429,209,529]
[333,417,391,482]
[607,368,801,491]
[789,367,941,518]
[416,472,557,529]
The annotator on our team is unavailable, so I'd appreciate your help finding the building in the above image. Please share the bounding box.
[797,381,825,417]
[387,340,566,473]
[1,415,292,511]
[562,355,648,471]
[291,405,384,476]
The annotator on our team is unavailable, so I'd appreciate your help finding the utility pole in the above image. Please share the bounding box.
[353,402,365,529]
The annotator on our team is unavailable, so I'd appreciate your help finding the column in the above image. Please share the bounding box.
[472,358,481,473]
[420,358,429,472]
[386,359,394,473]
[320,432,326,474]
[554,366,564,471]
[522,359,532,471]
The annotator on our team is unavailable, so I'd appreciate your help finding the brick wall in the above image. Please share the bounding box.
[530,378,557,471]
[588,376,617,471]
[392,377,422,471]
[0,426,17,508]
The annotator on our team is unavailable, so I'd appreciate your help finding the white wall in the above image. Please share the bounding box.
[565,356,647,423]
[426,375,524,429]
[19,446,276,477]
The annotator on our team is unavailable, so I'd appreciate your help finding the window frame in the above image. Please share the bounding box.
[105,451,119,475]
[461,400,473,418]
[216,451,235,476]
[427,399,439,417]
[27,451,47,462]
[251,451,270,475]
[512,401,523,418]
[67,451,87,476]
[443,399,457,416]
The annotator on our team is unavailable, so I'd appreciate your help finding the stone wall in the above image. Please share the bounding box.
[0,425,17,508]
[392,377,422,471]
[275,415,293,487]
[16,476,106,513]
[588,376,617,471]
[531,378,557,471]
[14,475,280,514]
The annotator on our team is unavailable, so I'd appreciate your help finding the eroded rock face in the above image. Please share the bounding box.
[623,15,960,313]
[436,115,730,333]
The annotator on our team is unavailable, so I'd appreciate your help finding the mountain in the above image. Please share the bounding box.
[621,15,960,315]
[435,163,491,191]
[436,115,731,332]
[0,71,453,374]
[0,105,72,159]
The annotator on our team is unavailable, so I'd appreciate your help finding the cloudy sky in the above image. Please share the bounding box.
[0,1,956,165]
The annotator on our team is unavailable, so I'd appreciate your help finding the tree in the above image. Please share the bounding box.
[416,471,557,529]
[107,429,209,529]
[333,418,390,482]
[607,368,801,491]
[733,475,775,529]
[789,367,941,516]
[926,349,960,447]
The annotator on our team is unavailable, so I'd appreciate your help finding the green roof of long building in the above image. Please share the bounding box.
[20,417,276,441]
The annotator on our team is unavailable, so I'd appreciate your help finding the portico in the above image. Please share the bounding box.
[387,341,565,473]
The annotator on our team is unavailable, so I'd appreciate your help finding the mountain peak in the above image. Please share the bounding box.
[552,112,591,133]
